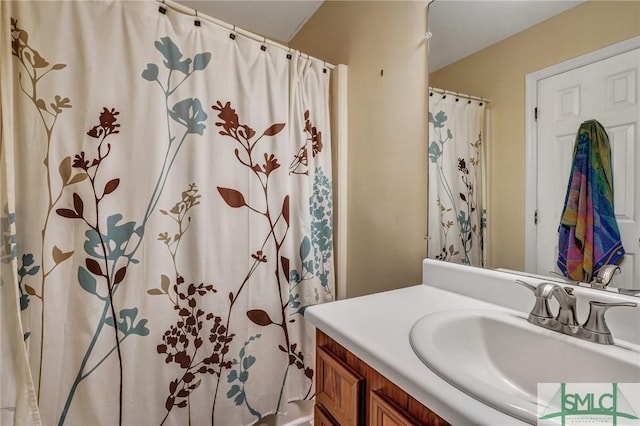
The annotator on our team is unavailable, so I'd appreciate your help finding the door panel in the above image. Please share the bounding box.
[536,47,640,290]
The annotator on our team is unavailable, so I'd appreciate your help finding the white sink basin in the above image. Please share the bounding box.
[409,309,640,424]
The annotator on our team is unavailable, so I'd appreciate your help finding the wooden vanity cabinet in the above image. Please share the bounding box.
[315,330,451,426]
[316,345,365,425]
[369,390,422,426]
[315,404,342,426]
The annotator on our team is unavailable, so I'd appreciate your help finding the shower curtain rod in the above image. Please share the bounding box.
[156,0,336,70]
[429,86,491,104]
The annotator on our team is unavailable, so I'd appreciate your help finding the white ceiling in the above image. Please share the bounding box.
[175,0,585,71]
[176,0,324,42]
[428,0,586,72]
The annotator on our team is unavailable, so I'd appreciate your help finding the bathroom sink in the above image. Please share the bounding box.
[409,310,640,424]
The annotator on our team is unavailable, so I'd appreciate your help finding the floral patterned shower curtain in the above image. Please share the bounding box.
[0,1,334,425]
[428,92,486,267]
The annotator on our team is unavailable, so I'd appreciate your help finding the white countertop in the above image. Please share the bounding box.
[305,284,528,426]
[305,259,640,425]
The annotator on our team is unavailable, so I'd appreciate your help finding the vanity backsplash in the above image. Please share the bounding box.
[421,259,640,345]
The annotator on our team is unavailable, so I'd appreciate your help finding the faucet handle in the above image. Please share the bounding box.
[515,279,536,292]
[582,301,637,344]
[515,280,554,319]
[618,288,640,296]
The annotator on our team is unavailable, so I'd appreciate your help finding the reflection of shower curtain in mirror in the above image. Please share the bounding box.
[428,92,487,267]
[1,1,334,425]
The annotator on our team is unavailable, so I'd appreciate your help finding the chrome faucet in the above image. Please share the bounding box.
[592,265,621,289]
[549,264,621,288]
[551,285,578,328]
[515,280,637,345]
[550,265,640,295]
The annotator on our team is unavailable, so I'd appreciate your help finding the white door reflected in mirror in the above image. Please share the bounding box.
[534,47,640,292]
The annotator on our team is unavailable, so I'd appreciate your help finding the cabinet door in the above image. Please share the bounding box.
[314,404,339,426]
[316,346,365,426]
[370,390,420,426]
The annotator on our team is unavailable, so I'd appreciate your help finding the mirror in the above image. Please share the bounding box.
[427,0,640,296]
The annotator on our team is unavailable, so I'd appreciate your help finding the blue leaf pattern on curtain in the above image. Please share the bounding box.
[309,167,333,296]
[1,2,334,425]
[428,95,486,267]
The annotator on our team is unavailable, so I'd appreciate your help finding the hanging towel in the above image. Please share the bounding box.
[557,120,625,282]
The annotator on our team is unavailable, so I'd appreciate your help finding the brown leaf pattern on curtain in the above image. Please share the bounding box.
[149,184,236,425]
[55,108,148,426]
[289,110,323,175]
[209,100,316,421]
[9,14,329,424]
[10,17,74,401]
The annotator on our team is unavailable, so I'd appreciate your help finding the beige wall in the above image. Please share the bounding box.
[430,1,640,271]
[291,1,428,298]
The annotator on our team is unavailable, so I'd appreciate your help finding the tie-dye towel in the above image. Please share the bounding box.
[557,120,625,282]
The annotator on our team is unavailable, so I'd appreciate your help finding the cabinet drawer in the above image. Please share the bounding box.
[316,345,365,426]
[370,390,421,426]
